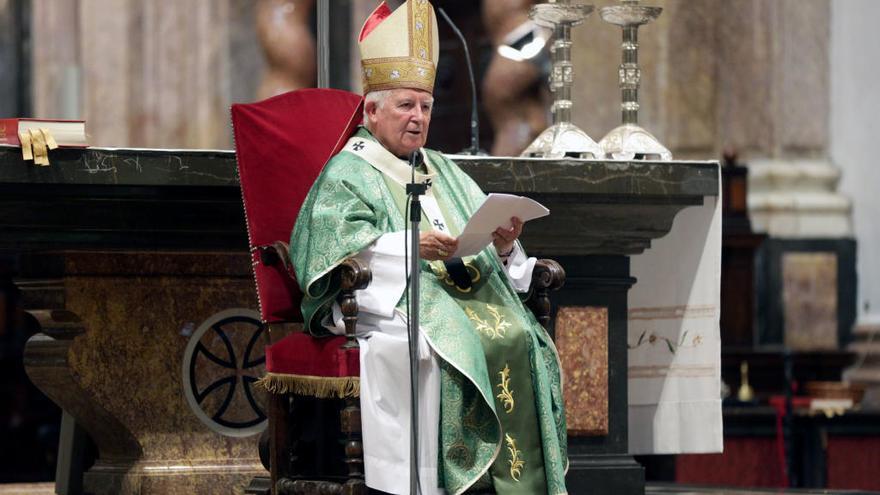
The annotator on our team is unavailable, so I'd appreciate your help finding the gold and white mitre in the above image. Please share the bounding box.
[358,0,439,94]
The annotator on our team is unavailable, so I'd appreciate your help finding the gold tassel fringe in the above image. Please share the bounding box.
[257,373,360,398]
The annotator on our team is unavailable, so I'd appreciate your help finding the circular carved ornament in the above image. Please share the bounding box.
[182,308,268,437]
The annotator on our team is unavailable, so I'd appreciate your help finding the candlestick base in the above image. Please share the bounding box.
[530,4,593,27]
[521,121,604,159]
[599,123,672,161]
[599,5,662,26]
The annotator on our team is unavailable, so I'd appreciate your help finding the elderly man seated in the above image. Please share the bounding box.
[290,1,568,493]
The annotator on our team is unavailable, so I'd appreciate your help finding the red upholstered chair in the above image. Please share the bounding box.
[232,88,371,495]
[232,88,566,495]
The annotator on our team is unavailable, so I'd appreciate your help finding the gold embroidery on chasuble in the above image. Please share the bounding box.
[496,364,515,413]
[505,434,525,482]
[465,304,512,340]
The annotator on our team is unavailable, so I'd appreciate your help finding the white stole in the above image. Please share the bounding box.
[342,135,453,237]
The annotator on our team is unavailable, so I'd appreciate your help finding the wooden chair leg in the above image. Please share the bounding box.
[274,258,372,495]
[338,259,369,495]
[341,398,365,494]
[269,394,291,495]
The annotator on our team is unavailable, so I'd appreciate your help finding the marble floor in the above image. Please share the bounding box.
[1,482,877,494]
[0,483,53,495]
[648,483,880,495]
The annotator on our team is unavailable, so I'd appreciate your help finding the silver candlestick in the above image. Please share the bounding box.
[521,0,604,159]
[598,0,671,161]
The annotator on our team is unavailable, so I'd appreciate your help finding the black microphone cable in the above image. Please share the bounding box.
[438,7,486,156]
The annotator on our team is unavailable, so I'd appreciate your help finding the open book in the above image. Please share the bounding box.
[452,193,549,257]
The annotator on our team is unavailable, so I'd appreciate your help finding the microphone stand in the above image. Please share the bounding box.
[438,8,488,156]
[406,150,428,495]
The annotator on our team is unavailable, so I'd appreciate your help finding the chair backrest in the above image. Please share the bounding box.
[231,88,364,323]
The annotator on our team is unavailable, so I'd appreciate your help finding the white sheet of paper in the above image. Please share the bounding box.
[452,193,549,257]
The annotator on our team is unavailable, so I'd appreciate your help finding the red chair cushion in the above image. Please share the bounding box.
[266,333,359,378]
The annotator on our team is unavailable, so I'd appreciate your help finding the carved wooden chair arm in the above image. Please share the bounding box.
[336,258,372,348]
[257,241,294,273]
[533,259,565,291]
[338,258,372,292]
[257,242,371,344]
[527,259,566,332]
[257,241,372,294]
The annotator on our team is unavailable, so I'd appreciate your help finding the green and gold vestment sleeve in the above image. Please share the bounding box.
[290,156,394,334]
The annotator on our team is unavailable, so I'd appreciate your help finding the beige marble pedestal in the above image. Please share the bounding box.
[22,251,266,495]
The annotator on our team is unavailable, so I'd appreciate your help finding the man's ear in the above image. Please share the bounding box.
[364,100,378,124]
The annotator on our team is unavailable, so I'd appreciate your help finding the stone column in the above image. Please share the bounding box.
[122,0,233,148]
[78,0,133,146]
[717,0,830,158]
[831,0,880,402]
[569,0,835,165]
[30,0,263,149]
[713,0,852,239]
[0,0,25,117]
[31,0,81,120]
[569,0,723,160]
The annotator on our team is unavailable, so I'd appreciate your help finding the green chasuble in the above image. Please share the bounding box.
[291,128,568,495]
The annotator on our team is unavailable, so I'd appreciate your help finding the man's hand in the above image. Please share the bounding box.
[420,231,458,261]
[492,216,523,256]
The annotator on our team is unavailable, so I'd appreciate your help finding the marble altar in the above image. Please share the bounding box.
[1,144,718,494]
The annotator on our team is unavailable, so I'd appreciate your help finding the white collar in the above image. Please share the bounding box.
[343,133,436,188]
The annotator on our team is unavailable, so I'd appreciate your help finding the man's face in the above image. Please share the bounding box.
[366,88,433,157]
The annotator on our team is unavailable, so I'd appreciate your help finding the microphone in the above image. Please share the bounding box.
[406,150,428,221]
[409,150,423,169]
[437,8,487,156]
